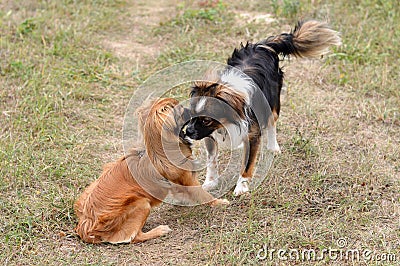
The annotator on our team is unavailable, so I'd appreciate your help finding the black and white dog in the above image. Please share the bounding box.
[185,20,341,196]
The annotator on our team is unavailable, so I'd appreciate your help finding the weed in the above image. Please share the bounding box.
[271,0,307,20]
[17,18,37,35]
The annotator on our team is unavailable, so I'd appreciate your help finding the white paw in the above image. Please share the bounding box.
[233,177,250,196]
[267,142,281,153]
[156,225,172,235]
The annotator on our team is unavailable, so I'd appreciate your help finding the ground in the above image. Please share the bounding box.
[1,0,399,265]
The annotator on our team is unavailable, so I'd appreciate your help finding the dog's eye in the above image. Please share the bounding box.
[202,117,213,126]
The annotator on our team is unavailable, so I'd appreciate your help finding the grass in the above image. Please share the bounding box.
[1,0,399,265]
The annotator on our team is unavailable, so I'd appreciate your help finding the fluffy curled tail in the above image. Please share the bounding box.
[260,20,341,58]
[74,195,102,244]
[74,218,102,244]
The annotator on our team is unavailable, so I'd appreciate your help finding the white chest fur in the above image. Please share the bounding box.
[212,122,247,149]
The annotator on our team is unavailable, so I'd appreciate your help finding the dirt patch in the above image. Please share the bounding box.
[102,0,178,63]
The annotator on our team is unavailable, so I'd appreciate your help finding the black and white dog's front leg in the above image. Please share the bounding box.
[233,129,261,196]
[202,137,219,191]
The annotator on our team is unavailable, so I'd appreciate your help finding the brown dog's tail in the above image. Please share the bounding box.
[74,218,102,244]
[74,194,103,244]
[260,20,341,58]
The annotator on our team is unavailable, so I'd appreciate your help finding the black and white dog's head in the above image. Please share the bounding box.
[185,70,255,141]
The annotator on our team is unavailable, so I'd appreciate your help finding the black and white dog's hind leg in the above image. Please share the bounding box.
[266,111,281,153]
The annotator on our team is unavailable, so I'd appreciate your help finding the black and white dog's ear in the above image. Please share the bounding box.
[191,68,221,97]
[215,86,247,119]
[191,81,219,97]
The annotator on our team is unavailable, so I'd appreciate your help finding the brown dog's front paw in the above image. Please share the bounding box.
[209,198,230,207]
[155,225,172,235]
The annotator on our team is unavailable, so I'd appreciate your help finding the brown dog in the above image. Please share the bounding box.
[74,98,229,244]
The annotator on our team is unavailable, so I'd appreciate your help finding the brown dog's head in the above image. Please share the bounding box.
[142,98,191,147]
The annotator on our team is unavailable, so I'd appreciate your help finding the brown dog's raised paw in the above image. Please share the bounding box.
[209,198,230,207]
[155,225,172,235]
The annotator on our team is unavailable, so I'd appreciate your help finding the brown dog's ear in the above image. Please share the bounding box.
[135,98,158,141]
[158,104,173,114]
[135,98,157,121]
[155,99,179,116]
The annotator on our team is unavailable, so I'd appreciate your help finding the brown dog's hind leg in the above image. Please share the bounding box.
[133,225,172,243]
[131,199,171,243]
[104,199,171,244]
